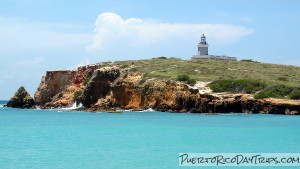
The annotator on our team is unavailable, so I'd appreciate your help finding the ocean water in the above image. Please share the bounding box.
[0,100,300,169]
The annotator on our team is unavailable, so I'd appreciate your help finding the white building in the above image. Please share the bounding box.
[191,34,237,61]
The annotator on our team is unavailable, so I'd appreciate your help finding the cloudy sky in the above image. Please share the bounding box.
[0,0,299,99]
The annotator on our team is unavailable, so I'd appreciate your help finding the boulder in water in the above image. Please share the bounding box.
[7,86,35,108]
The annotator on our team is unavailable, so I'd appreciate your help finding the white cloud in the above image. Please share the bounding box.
[87,12,254,51]
[0,17,92,51]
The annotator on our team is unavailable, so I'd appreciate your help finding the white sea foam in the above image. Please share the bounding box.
[117,108,155,112]
[61,102,83,110]
[136,108,155,112]
[143,108,154,112]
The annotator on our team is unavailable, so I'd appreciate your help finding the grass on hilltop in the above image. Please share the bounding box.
[106,57,299,87]
[98,57,300,99]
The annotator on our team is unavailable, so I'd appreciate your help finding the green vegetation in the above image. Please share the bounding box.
[139,77,147,85]
[187,78,196,86]
[169,57,181,60]
[111,58,299,87]
[208,79,266,93]
[289,90,300,100]
[177,74,190,81]
[155,56,168,59]
[120,64,129,69]
[130,67,138,72]
[177,74,196,86]
[209,79,300,100]
[84,77,91,86]
[277,77,287,81]
[254,85,300,99]
[74,91,82,100]
[109,58,299,98]
[240,59,260,63]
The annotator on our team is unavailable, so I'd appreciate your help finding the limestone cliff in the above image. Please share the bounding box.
[7,86,34,108]
[34,63,105,108]
[110,74,200,112]
[34,65,300,115]
[81,66,120,107]
[34,70,77,106]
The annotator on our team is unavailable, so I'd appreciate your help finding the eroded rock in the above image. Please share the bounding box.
[7,86,34,108]
[34,70,77,106]
[33,65,300,114]
[81,67,120,107]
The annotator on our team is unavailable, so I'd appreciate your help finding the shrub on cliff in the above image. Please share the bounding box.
[177,74,190,81]
[289,90,300,100]
[74,91,83,102]
[187,78,196,86]
[120,64,129,68]
[254,85,296,99]
[139,77,147,85]
[176,74,196,86]
[240,59,260,63]
[277,77,287,81]
[130,67,138,72]
[209,79,266,94]
[169,57,181,60]
[84,77,91,85]
[157,56,167,59]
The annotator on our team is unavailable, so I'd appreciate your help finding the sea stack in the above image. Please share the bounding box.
[7,86,35,108]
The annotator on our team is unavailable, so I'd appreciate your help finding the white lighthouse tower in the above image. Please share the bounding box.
[198,34,209,55]
[191,34,237,61]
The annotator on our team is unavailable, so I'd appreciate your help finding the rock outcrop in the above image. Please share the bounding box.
[110,74,200,112]
[82,67,120,107]
[34,70,77,107]
[34,65,300,115]
[110,73,299,114]
[7,86,34,108]
[34,63,108,108]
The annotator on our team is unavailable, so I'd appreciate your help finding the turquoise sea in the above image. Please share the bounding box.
[0,100,300,169]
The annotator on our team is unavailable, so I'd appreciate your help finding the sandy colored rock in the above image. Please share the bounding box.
[34,70,77,106]
[34,65,300,115]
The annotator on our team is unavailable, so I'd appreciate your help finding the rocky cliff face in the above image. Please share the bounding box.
[34,65,300,115]
[34,63,105,108]
[82,66,120,107]
[110,74,200,112]
[110,73,300,114]
[7,86,34,108]
[34,70,77,106]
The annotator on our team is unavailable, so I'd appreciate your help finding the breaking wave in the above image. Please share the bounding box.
[61,102,83,110]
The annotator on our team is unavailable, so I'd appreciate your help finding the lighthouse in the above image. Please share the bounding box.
[191,34,237,61]
[198,34,209,55]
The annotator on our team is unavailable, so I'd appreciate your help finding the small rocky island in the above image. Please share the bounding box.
[7,86,35,108]
[7,58,300,115]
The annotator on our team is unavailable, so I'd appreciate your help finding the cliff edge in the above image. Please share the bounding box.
[33,61,300,115]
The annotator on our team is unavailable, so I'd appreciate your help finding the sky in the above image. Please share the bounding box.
[0,0,300,99]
